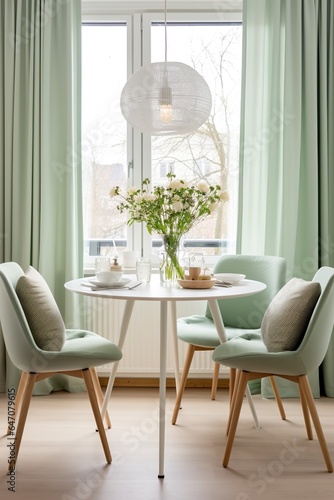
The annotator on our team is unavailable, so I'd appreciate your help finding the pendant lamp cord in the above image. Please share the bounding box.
[164,0,167,62]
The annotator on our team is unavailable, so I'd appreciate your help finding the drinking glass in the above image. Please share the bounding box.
[95,257,111,274]
[136,258,152,284]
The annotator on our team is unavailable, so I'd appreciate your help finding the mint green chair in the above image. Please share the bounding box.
[172,255,287,424]
[212,266,334,472]
[0,262,123,469]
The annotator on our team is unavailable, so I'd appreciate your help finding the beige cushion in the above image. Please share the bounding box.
[16,266,65,351]
[261,277,321,352]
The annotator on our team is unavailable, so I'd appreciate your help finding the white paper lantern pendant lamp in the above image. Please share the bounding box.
[120,1,212,136]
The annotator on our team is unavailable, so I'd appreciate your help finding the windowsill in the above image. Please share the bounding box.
[84,253,226,277]
[84,266,161,277]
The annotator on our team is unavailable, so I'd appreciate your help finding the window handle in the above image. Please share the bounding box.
[127,161,133,179]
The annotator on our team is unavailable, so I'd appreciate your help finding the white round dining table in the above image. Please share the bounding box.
[65,274,266,478]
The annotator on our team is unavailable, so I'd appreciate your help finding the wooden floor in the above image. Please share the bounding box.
[1,386,334,499]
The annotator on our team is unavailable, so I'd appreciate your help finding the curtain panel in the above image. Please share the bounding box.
[238,0,334,396]
[0,0,84,393]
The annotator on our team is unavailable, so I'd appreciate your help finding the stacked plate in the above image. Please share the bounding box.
[88,277,132,288]
[213,273,246,284]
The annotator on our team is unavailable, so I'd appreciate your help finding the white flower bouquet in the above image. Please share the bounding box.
[110,172,228,280]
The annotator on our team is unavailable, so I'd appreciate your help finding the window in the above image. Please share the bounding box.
[82,12,242,268]
[82,21,129,261]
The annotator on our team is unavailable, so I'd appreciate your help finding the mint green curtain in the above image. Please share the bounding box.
[0,0,84,393]
[238,0,334,396]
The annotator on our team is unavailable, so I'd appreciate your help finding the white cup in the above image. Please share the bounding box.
[96,271,123,284]
[122,250,139,268]
[188,266,201,280]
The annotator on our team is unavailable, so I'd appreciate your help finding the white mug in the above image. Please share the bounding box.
[122,250,139,268]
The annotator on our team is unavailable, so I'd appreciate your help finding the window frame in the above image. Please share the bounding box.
[82,8,242,269]
[141,11,242,259]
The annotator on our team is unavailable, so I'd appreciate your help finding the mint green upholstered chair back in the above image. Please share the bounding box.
[0,262,123,373]
[296,266,334,374]
[0,262,36,372]
[205,255,287,328]
[212,266,334,377]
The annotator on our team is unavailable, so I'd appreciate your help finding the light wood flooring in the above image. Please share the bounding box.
[1,386,334,499]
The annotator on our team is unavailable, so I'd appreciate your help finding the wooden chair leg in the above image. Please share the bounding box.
[229,368,236,406]
[298,381,313,440]
[89,368,112,429]
[211,362,220,400]
[269,376,286,421]
[82,369,112,464]
[172,345,196,424]
[226,369,242,436]
[298,376,333,473]
[227,369,260,432]
[7,371,29,435]
[223,370,250,467]
[8,372,37,470]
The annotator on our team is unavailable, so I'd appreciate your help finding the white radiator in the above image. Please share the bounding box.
[82,295,227,378]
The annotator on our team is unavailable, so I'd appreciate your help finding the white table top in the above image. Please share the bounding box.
[65,274,266,301]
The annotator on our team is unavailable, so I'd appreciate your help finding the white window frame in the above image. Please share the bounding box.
[81,14,137,259]
[82,6,242,269]
[141,11,242,258]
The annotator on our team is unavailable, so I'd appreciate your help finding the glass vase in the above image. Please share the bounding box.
[160,234,184,283]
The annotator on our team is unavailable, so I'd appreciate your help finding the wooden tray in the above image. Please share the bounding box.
[177,279,216,289]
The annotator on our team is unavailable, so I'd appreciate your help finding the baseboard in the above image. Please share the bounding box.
[99,377,230,389]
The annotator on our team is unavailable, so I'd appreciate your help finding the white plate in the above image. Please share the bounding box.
[88,277,132,288]
[213,273,246,284]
